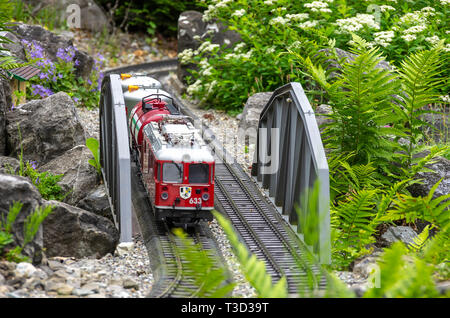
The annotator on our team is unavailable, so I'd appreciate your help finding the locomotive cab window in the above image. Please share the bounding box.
[188,163,209,184]
[163,162,183,183]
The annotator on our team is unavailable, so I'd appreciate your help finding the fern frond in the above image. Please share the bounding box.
[213,211,288,298]
[408,225,430,252]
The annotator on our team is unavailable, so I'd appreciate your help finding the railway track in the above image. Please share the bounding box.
[214,161,326,294]
[130,153,230,298]
[111,58,327,297]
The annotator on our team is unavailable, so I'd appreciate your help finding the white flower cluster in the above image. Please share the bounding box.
[298,20,318,29]
[304,1,332,13]
[285,13,309,21]
[440,95,450,103]
[379,5,395,12]
[425,35,440,45]
[440,0,449,5]
[335,14,380,34]
[373,31,395,47]
[264,0,275,5]
[197,41,220,53]
[399,11,426,25]
[234,42,246,53]
[224,46,253,60]
[187,79,202,95]
[178,48,195,65]
[199,59,213,76]
[269,16,288,26]
[232,9,246,17]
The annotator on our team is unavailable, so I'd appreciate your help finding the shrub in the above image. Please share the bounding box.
[22,40,104,109]
[96,0,203,37]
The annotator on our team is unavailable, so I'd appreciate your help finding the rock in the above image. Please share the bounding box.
[23,0,111,33]
[379,226,418,247]
[115,242,134,257]
[0,156,20,174]
[0,261,17,280]
[14,262,37,279]
[42,200,119,259]
[0,273,4,284]
[177,10,242,83]
[72,287,94,296]
[437,281,450,296]
[408,155,450,201]
[323,47,393,75]
[77,184,112,221]
[352,255,381,279]
[420,106,449,143]
[6,92,86,166]
[40,145,98,206]
[0,31,27,61]
[10,22,95,80]
[237,92,273,146]
[123,277,139,290]
[0,71,13,156]
[0,174,43,264]
[315,104,333,131]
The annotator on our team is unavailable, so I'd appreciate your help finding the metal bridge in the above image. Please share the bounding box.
[99,69,330,263]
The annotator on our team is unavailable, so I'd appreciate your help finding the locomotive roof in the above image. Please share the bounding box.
[143,115,214,163]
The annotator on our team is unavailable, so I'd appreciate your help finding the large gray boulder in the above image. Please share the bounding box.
[10,23,94,80]
[237,92,272,146]
[23,0,111,33]
[77,184,113,223]
[0,174,44,264]
[40,145,98,206]
[42,200,119,259]
[6,92,86,166]
[177,10,242,83]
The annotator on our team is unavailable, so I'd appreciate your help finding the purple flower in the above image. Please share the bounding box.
[74,59,80,66]
[11,103,15,111]
[31,84,54,98]
[28,160,37,170]
[35,177,40,185]
[73,97,80,103]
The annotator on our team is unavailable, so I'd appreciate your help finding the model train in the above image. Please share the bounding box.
[119,73,215,226]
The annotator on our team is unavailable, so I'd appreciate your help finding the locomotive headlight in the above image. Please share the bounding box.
[202,193,210,201]
[161,192,169,200]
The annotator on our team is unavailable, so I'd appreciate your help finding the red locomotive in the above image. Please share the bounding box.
[123,74,215,225]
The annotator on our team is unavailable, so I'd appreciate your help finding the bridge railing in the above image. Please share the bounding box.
[99,74,132,243]
[251,82,331,264]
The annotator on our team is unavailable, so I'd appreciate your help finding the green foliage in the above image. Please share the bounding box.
[331,189,379,268]
[24,162,67,201]
[381,178,450,230]
[12,124,67,201]
[86,137,102,177]
[10,0,63,31]
[96,0,202,37]
[363,242,440,298]
[22,204,53,248]
[213,211,288,298]
[1,201,53,263]
[394,41,446,166]
[172,227,235,297]
[185,0,449,113]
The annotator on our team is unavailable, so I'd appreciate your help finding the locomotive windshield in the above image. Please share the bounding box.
[188,163,209,184]
[163,162,183,183]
